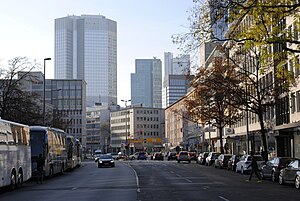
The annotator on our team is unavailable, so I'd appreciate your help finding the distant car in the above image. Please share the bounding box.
[177,151,191,163]
[167,152,177,161]
[94,150,102,162]
[206,152,221,166]
[261,157,297,182]
[137,152,147,160]
[153,152,164,161]
[236,154,264,174]
[97,154,115,168]
[214,154,232,169]
[227,154,242,171]
[189,152,197,161]
[279,158,300,189]
[110,152,119,160]
[197,152,209,165]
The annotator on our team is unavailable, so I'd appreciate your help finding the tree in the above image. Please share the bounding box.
[185,48,241,154]
[175,0,299,161]
[0,57,44,125]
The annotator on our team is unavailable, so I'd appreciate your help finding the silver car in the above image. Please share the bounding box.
[236,154,264,174]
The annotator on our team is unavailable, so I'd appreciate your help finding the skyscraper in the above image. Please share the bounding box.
[162,53,190,108]
[55,14,117,107]
[131,58,162,108]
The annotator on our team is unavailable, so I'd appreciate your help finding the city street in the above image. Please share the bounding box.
[0,159,299,201]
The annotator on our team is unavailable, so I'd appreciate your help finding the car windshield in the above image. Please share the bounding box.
[100,155,113,159]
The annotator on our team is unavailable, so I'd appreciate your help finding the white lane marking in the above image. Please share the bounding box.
[170,171,174,174]
[176,174,181,177]
[185,178,192,183]
[218,196,230,201]
[127,162,140,193]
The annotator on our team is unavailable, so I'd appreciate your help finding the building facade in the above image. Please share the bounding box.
[162,53,190,108]
[55,14,117,107]
[131,58,162,108]
[18,71,87,147]
[110,106,165,154]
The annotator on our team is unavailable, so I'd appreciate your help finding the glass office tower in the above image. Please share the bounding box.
[55,14,117,107]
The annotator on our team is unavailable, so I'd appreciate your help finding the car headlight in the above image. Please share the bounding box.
[110,160,114,163]
[99,160,103,163]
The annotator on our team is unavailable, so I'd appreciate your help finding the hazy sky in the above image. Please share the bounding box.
[0,0,195,106]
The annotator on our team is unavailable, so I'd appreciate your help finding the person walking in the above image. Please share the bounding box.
[246,151,262,183]
[36,154,44,184]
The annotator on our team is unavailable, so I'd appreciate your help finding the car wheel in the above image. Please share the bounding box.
[271,171,276,182]
[295,175,300,189]
[188,160,191,163]
[279,172,284,185]
[178,160,180,163]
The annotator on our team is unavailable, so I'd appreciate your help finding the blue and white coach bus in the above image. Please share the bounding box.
[0,119,31,189]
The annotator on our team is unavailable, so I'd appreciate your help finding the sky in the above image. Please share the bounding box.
[0,0,195,106]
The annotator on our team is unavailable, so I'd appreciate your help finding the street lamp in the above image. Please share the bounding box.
[121,99,131,154]
[43,58,51,126]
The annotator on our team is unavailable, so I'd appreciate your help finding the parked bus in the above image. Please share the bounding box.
[30,126,67,178]
[66,135,82,170]
[0,119,31,189]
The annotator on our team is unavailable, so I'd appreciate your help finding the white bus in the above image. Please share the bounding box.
[66,135,82,170]
[0,119,31,189]
[30,126,67,178]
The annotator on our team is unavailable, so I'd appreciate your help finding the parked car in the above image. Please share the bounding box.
[236,154,264,174]
[153,152,164,161]
[279,158,300,189]
[189,152,197,161]
[206,152,221,166]
[97,154,115,168]
[227,154,242,171]
[94,150,102,162]
[260,157,297,182]
[197,152,209,165]
[137,152,147,160]
[177,151,191,163]
[214,154,232,169]
[167,152,177,161]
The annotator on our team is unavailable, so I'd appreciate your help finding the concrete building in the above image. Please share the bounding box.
[131,58,162,108]
[86,104,120,154]
[55,14,117,107]
[110,106,165,154]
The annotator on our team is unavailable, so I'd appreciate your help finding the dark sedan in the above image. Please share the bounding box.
[279,158,300,189]
[167,152,177,161]
[153,152,164,161]
[97,154,115,168]
[261,157,297,182]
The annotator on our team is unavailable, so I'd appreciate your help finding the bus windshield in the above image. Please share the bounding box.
[30,131,45,157]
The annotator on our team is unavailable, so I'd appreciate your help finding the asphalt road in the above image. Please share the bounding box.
[0,159,299,201]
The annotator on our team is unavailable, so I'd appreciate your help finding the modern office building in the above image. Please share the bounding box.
[162,53,190,108]
[18,71,87,147]
[55,14,117,107]
[131,58,162,108]
[110,105,165,154]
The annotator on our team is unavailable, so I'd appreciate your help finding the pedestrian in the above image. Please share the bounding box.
[246,151,262,183]
[36,154,44,184]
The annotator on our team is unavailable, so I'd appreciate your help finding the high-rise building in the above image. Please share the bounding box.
[162,53,190,108]
[55,14,117,107]
[131,58,162,108]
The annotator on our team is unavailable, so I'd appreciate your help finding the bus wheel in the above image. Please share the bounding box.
[17,170,23,188]
[10,171,16,190]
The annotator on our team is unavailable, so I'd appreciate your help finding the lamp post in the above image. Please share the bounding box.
[43,58,51,126]
[121,99,131,154]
